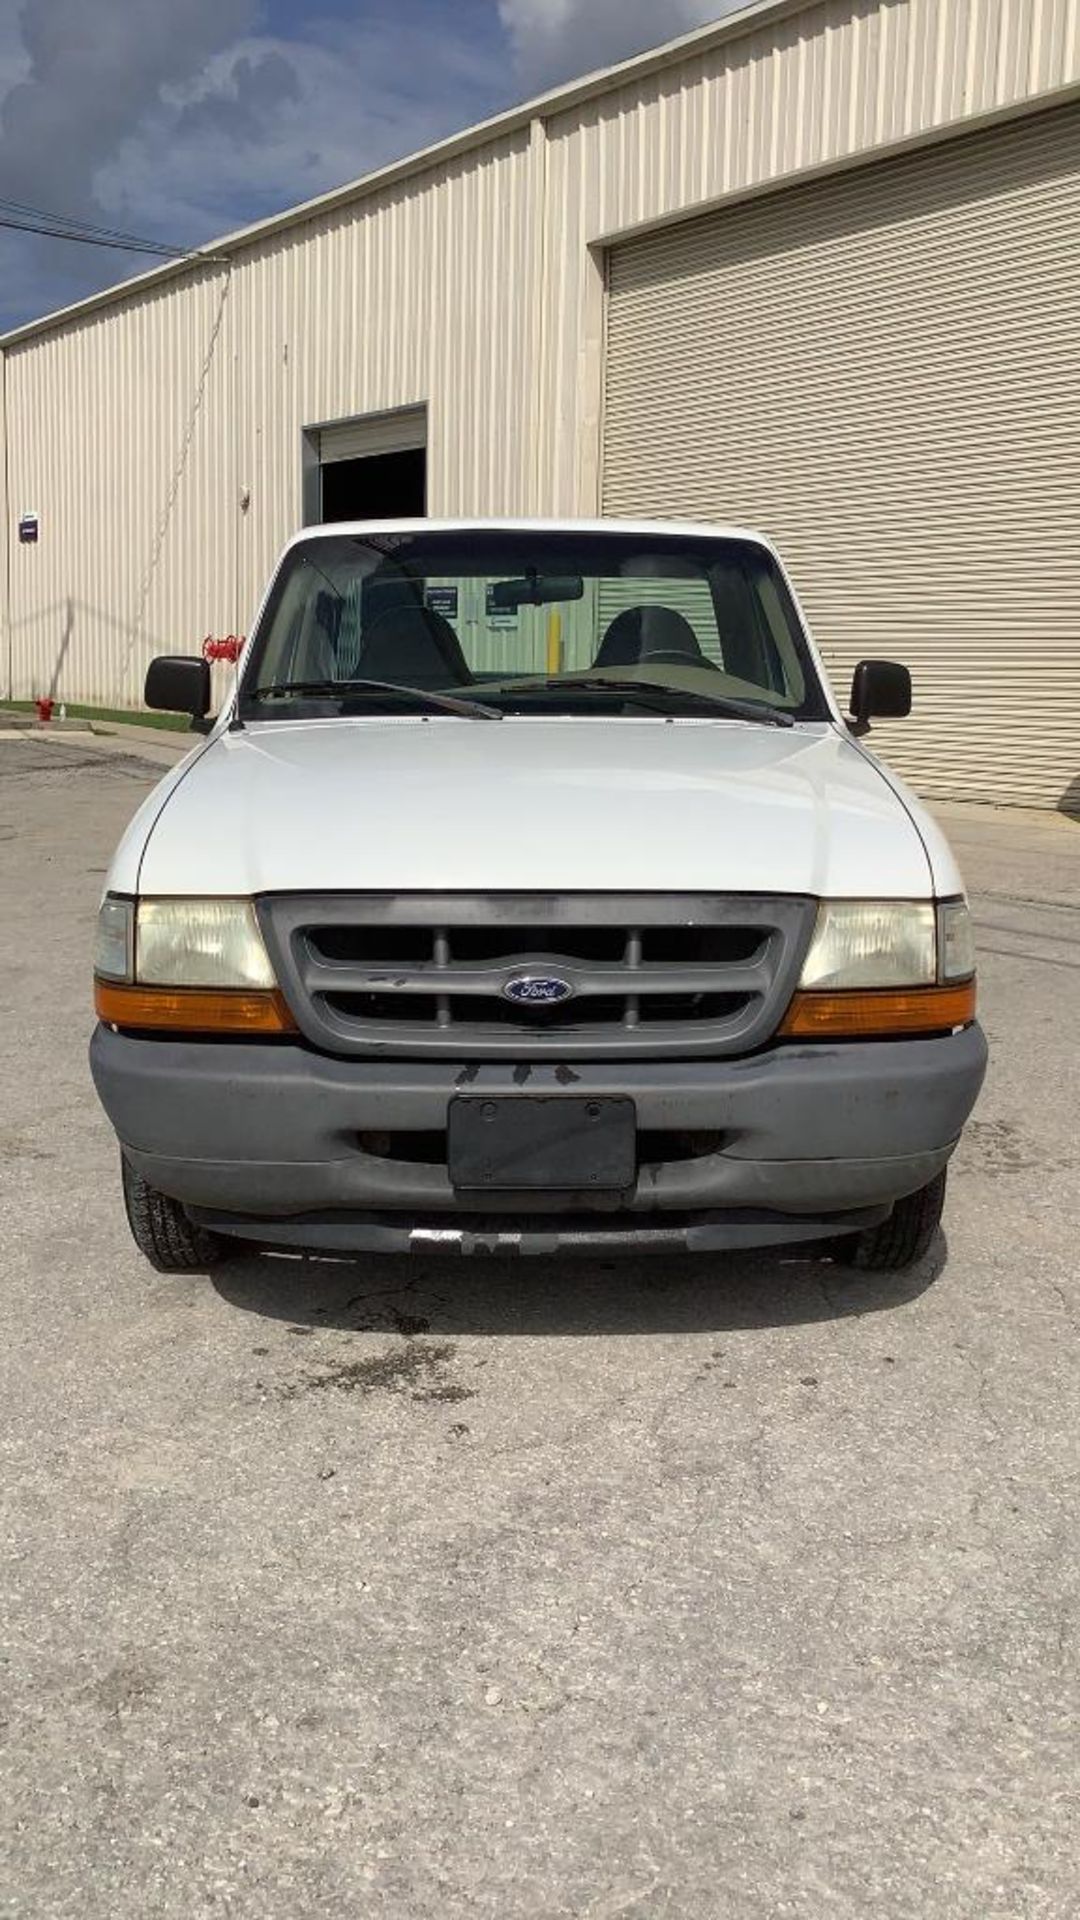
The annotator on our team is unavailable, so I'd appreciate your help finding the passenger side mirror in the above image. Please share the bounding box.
[145,655,212,730]
[849,659,912,733]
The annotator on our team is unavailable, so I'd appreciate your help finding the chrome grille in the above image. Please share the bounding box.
[258,894,816,1060]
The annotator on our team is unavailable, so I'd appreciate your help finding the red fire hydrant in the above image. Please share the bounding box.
[202,635,245,664]
[35,696,54,723]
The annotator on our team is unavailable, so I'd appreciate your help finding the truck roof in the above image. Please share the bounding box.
[283,518,778,554]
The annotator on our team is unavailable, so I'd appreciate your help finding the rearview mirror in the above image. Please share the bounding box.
[849,659,912,730]
[489,573,584,611]
[145,655,212,724]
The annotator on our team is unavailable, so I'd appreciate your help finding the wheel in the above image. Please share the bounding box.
[827,1170,947,1273]
[121,1155,227,1273]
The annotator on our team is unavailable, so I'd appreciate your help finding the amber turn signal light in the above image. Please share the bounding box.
[779,980,976,1039]
[94,980,297,1035]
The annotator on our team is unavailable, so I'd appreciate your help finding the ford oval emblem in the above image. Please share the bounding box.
[503,974,575,1006]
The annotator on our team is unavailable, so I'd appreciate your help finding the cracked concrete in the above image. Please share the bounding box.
[1,737,1078,1918]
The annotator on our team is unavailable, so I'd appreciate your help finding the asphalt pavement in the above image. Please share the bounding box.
[1,731,1077,1918]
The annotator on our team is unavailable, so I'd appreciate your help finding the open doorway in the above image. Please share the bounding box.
[320,446,426,521]
[303,404,428,525]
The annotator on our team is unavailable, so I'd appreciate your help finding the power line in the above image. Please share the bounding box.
[0,194,187,251]
[0,215,196,257]
[0,198,228,262]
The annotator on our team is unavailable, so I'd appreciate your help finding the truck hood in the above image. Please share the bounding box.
[131,717,944,899]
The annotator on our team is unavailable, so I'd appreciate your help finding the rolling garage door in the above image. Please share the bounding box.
[603,102,1080,811]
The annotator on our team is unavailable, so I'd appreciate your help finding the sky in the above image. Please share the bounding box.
[0,0,738,333]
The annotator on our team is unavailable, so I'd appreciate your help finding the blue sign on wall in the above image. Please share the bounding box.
[426,586,459,619]
[18,513,38,544]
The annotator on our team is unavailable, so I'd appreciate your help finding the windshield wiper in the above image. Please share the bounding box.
[504,676,795,727]
[251,678,504,721]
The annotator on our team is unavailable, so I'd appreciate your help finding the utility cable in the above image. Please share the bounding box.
[0,204,227,262]
[0,193,187,248]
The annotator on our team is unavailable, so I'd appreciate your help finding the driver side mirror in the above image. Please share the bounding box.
[849,659,912,734]
[145,655,212,732]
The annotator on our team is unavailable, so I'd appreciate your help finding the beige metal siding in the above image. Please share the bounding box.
[540,0,1080,515]
[3,0,1080,716]
[3,132,538,707]
[603,101,1080,811]
[5,266,237,709]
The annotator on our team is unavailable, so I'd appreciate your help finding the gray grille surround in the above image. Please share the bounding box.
[257,894,817,1061]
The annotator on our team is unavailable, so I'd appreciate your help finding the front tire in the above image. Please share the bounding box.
[121,1155,227,1273]
[828,1170,947,1273]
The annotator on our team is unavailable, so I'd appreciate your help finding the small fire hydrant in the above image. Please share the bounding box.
[35,696,54,723]
[202,635,245,665]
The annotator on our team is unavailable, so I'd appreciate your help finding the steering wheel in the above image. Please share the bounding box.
[639,648,722,670]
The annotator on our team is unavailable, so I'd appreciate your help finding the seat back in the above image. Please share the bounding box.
[355,605,472,688]
[595,604,705,669]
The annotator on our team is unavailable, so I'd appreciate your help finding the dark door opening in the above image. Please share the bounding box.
[320,447,427,522]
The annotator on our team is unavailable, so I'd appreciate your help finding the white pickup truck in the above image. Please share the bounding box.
[91,520,986,1273]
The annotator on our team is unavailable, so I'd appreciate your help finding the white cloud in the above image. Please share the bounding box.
[102,11,508,247]
[498,0,737,90]
[0,0,742,331]
[0,6,29,93]
[0,2,509,331]
[0,0,259,326]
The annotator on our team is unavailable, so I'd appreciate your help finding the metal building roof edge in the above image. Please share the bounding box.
[0,0,809,350]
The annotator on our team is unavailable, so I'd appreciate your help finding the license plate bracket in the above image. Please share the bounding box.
[448,1096,636,1191]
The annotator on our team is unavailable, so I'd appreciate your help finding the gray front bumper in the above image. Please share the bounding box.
[91,1024,987,1251]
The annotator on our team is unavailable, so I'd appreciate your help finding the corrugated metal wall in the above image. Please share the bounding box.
[227,124,540,618]
[540,0,1080,514]
[2,0,1079,731]
[2,132,538,707]
[4,265,237,709]
[603,100,1080,811]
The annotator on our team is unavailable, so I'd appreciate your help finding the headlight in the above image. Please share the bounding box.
[136,898,275,988]
[938,899,975,981]
[94,894,292,1034]
[798,901,936,990]
[782,896,977,1037]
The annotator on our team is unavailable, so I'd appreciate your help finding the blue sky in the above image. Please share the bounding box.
[0,0,734,333]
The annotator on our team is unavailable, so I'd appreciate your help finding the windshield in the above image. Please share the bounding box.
[240,530,830,722]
